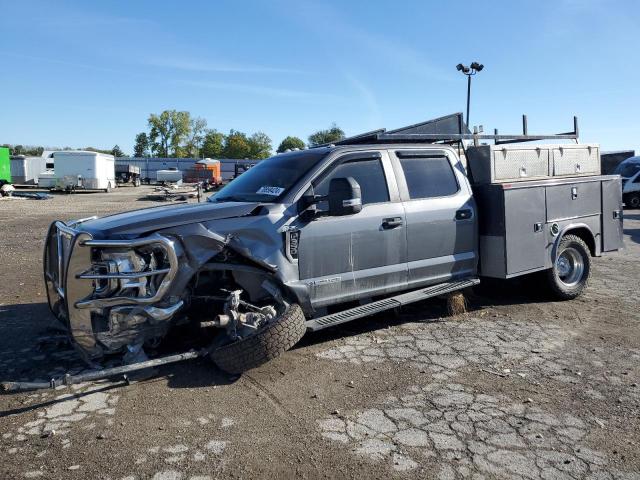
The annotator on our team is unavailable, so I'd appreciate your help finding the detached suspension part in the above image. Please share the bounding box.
[199,289,276,339]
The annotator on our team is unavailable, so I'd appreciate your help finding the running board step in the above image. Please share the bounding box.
[306,278,479,332]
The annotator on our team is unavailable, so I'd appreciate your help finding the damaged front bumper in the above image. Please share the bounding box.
[43,220,183,361]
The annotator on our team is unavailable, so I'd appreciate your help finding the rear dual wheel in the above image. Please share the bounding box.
[546,234,591,300]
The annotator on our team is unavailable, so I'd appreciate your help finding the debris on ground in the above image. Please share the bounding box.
[146,184,200,201]
[446,291,467,316]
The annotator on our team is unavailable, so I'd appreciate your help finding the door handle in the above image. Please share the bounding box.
[455,209,473,220]
[382,217,403,229]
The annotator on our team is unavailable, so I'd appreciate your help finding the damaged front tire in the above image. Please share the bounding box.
[210,304,306,374]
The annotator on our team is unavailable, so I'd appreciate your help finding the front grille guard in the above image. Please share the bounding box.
[44,221,179,310]
[44,221,180,360]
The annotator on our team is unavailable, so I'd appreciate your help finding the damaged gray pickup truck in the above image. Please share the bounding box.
[41,115,624,378]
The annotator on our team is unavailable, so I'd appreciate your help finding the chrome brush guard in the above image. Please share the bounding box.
[43,221,179,359]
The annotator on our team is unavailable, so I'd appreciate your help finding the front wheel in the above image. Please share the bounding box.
[545,234,591,300]
[210,304,306,374]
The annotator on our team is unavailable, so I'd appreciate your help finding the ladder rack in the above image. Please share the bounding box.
[329,113,579,147]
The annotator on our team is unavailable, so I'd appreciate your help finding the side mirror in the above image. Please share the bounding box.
[328,177,362,216]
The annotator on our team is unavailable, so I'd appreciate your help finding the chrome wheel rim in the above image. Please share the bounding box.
[556,247,584,287]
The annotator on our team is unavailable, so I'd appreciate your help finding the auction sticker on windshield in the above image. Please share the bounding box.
[257,186,285,196]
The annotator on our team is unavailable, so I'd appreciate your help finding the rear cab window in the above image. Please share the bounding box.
[396,153,459,200]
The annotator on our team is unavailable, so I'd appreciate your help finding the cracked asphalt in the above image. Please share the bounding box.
[0,188,639,479]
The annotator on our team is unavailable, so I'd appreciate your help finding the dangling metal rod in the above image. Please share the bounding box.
[1,349,206,392]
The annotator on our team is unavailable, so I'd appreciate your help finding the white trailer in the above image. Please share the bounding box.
[10,155,48,185]
[51,151,116,192]
[38,171,56,189]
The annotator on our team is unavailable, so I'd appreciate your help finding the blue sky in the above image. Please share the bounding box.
[1,0,639,154]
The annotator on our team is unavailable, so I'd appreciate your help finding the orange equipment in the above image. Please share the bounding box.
[188,158,222,185]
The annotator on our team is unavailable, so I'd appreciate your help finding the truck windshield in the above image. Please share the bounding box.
[210,150,328,203]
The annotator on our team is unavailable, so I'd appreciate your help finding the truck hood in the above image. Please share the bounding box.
[77,201,261,237]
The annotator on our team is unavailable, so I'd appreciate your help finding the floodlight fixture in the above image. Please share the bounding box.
[456,61,484,127]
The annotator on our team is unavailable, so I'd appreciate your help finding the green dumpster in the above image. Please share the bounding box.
[0,147,10,182]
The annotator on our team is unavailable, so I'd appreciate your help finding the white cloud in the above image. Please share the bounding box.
[146,57,305,75]
[177,79,340,100]
[345,74,382,130]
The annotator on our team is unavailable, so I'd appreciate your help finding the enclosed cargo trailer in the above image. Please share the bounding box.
[51,151,116,192]
[10,155,48,185]
[185,158,222,185]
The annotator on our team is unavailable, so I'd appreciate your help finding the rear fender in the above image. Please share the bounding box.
[552,223,599,261]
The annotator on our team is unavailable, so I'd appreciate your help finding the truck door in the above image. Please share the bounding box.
[296,150,407,308]
[390,149,477,288]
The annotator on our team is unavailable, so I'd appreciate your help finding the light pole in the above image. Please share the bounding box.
[456,62,484,127]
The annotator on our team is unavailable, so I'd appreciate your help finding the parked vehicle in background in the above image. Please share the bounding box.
[156,167,183,184]
[38,114,624,379]
[0,147,10,183]
[115,164,141,187]
[34,151,56,188]
[50,151,116,192]
[614,156,640,208]
[601,150,635,175]
[185,158,222,186]
[10,155,48,185]
[37,171,57,189]
[233,162,256,179]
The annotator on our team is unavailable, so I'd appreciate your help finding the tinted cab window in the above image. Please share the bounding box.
[314,157,389,209]
[398,156,458,199]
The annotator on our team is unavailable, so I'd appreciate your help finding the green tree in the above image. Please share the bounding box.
[172,111,191,157]
[307,123,345,147]
[185,117,208,157]
[148,110,192,157]
[3,144,44,156]
[247,131,272,159]
[84,147,112,154]
[201,129,225,158]
[111,145,125,157]
[222,130,252,159]
[133,132,150,157]
[276,136,305,153]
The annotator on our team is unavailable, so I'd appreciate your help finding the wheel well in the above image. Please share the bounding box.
[562,227,596,256]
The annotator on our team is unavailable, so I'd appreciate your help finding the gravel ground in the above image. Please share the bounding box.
[0,187,639,480]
